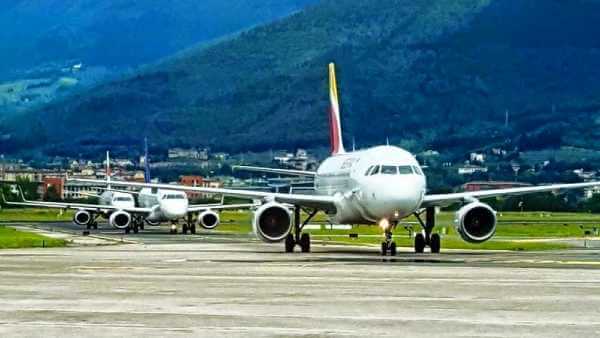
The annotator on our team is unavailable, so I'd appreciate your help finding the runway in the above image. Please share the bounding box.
[1,222,600,337]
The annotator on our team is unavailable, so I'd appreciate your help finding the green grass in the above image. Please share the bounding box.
[0,226,67,249]
[216,210,596,251]
[2,208,597,251]
[0,208,73,222]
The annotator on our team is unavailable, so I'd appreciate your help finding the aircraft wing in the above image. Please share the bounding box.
[233,165,316,177]
[422,181,600,208]
[72,179,338,211]
[1,190,151,214]
[187,202,259,213]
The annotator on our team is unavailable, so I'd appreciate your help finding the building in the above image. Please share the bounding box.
[179,176,223,199]
[461,181,532,192]
[469,152,486,163]
[457,165,488,175]
[42,177,65,199]
[168,148,208,161]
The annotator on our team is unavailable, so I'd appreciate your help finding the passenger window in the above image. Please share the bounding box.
[398,166,414,175]
[381,165,398,175]
[370,165,381,176]
[365,165,374,176]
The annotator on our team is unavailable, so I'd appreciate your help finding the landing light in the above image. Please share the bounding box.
[394,211,399,218]
[379,218,390,231]
[170,224,177,231]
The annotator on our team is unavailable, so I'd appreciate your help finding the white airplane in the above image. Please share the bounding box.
[3,151,253,234]
[73,63,600,255]
[69,140,256,234]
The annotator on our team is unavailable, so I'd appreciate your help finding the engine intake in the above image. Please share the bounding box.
[109,211,131,229]
[199,210,220,229]
[454,202,497,243]
[73,210,92,226]
[252,202,292,243]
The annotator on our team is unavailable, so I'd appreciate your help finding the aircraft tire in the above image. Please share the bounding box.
[381,242,387,256]
[430,234,441,254]
[300,233,311,253]
[285,234,295,253]
[414,233,425,253]
[389,242,397,256]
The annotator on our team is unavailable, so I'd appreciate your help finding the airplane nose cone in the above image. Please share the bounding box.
[162,202,188,219]
[365,178,424,219]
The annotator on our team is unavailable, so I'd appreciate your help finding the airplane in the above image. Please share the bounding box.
[72,63,600,255]
[69,139,257,234]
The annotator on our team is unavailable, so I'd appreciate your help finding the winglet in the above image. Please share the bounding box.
[328,63,346,155]
[144,137,151,183]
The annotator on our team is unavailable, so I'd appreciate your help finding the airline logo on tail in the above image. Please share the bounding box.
[329,63,346,155]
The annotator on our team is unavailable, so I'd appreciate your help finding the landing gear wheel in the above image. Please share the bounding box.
[86,224,91,230]
[139,223,145,230]
[93,223,98,230]
[133,225,139,234]
[125,227,131,234]
[389,242,397,256]
[430,233,441,254]
[414,233,425,253]
[182,224,189,235]
[285,234,295,253]
[299,233,311,253]
[190,224,197,234]
[381,242,388,256]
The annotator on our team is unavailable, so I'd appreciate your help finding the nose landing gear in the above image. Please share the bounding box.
[381,227,398,256]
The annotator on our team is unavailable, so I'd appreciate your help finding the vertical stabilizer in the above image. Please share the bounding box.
[328,63,346,155]
[144,137,151,184]
[106,151,112,190]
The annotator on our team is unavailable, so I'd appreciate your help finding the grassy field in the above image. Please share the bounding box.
[217,210,600,251]
[0,226,67,249]
[2,207,599,251]
[0,208,74,222]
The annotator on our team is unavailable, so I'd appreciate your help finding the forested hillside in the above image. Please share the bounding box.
[3,0,600,160]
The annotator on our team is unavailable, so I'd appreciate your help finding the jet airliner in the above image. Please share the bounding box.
[74,63,600,255]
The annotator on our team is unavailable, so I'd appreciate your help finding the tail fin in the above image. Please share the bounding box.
[106,151,112,190]
[328,63,346,155]
[144,137,151,183]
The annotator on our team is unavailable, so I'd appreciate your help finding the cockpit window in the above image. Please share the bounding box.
[398,166,414,175]
[114,197,132,202]
[370,165,381,176]
[381,165,398,175]
[365,165,375,176]
[413,166,424,176]
[163,194,185,200]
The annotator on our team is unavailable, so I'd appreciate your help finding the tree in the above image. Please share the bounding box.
[44,185,61,202]
[15,177,39,201]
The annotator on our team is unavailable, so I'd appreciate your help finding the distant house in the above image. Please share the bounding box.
[470,152,486,163]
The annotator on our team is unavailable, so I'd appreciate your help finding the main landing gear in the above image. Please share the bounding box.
[182,214,197,235]
[285,207,318,253]
[413,207,441,254]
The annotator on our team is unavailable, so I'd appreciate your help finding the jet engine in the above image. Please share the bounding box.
[73,210,92,226]
[109,211,132,229]
[252,202,292,243]
[198,210,220,229]
[454,202,497,243]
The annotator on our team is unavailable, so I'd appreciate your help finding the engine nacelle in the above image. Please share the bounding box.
[109,211,131,229]
[454,202,497,243]
[198,210,220,229]
[73,210,92,226]
[252,202,292,243]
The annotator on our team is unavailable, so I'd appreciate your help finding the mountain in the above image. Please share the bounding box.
[0,0,318,81]
[3,0,600,162]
